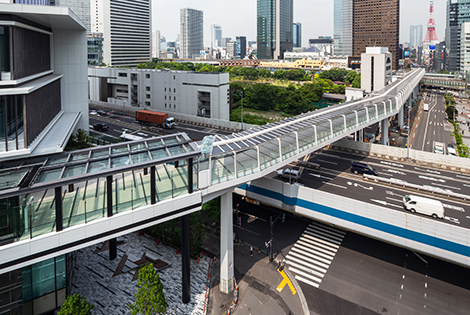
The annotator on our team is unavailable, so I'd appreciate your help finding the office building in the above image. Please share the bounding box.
[433,41,447,72]
[88,68,230,120]
[55,0,90,32]
[87,32,104,66]
[333,0,353,56]
[91,0,151,67]
[361,47,392,93]
[257,0,293,59]
[226,40,236,58]
[153,30,161,59]
[353,0,399,70]
[221,37,232,48]
[180,8,203,59]
[0,4,87,313]
[309,36,334,55]
[410,25,423,48]
[236,36,247,59]
[461,22,470,74]
[445,0,470,72]
[211,24,222,48]
[293,22,301,48]
[13,0,53,4]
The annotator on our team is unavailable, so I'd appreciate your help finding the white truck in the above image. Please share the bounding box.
[403,195,444,219]
[434,141,445,154]
[423,103,429,111]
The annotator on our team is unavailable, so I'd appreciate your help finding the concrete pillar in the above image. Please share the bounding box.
[356,129,364,142]
[381,119,389,145]
[182,214,190,303]
[220,192,234,293]
[398,106,404,128]
[109,238,117,261]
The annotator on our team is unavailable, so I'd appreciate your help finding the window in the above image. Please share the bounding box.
[145,74,150,79]
[174,96,176,101]
[173,75,175,80]
[145,101,150,106]
[173,88,176,93]
[146,94,150,99]
[174,105,176,109]
[165,103,167,108]
[146,86,150,91]
[169,104,171,108]
[164,88,166,92]
[165,96,167,100]
[118,73,127,77]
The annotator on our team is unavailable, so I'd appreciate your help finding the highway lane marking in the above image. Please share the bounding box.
[444,216,461,224]
[466,216,470,219]
[386,197,402,203]
[384,169,406,175]
[464,184,470,188]
[347,182,373,190]
[442,204,465,212]
[370,199,402,208]
[414,167,441,175]
[317,159,338,165]
[322,182,347,189]
[418,175,445,183]
[433,130,435,136]
[380,161,404,168]
[457,175,470,180]
[309,173,333,180]
[433,183,461,190]
[386,191,404,197]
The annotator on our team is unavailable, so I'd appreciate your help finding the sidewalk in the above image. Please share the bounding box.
[205,231,307,315]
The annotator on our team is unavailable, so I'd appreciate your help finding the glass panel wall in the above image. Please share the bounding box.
[280,133,297,160]
[316,121,331,144]
[0,95,24,153]
[259,139,280,170]
[236,147,259,177]
[297,127,315,152]
[345,112,357,131]
[366,105,377,121]
[211,153,235,184]
[332,116,345,136]
[357,108,368,125]
[377,103,385,117]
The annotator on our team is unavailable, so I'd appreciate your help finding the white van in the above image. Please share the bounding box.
[403,195,444,219]
[424,103,429,111]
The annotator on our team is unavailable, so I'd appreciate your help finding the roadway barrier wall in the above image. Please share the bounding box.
[235,178,470,267]
[332,139,470,173]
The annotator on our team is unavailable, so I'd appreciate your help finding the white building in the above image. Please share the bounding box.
[55,0,90,32]
[0,3,88,162]
[88,68,230,120]
[211,24,222,48]
[152,30,161,59]
[180,8,203,59]
[461,22,470,75]
[410,25,423,48]
[361,47,392,93]
[91,0,151,67]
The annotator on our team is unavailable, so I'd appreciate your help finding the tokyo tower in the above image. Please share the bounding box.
[423,0,439,44]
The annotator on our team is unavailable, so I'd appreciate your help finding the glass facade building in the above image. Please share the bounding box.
[211,24,222,49]
[236,36,247,59]
[14,0,54,4]
[257,0,293,59]
[445,0,470,72]
[87,33,104,66]
[333,0,353,56]
[180,8,204,59]
[410,25,423,48]
[293,22,301,48]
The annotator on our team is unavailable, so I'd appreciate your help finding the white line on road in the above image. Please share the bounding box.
[386,197,403,203]
[380,161,404,168]
[322,182,347,189]
[386,191,404,197]
[457,175,470,180]
[433,183,461,191]
[317,159,338,165]
[309,173,333,180]
[442,204,465,212]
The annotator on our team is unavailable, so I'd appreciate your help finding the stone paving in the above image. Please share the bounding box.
[71,232,211,314]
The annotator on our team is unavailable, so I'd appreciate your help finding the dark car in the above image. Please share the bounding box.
[350,161,378,176]
[93,123,108,132]
[96,109,108,116]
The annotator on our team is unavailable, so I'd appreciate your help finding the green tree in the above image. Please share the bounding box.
[345,70,357,85]
[446,105,458,121]
[273,69,285,80]
[351,73,361,89]
[258,68,272,78]
[129,263,167,315]
[58,293,94,315]
[66,129,92,151]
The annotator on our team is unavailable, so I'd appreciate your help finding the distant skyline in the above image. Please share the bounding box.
[152,0,445,48]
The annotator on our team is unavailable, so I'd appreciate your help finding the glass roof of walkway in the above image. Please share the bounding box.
[0,133,200,197]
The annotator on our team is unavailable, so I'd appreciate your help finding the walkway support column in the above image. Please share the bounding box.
[220,192,234,293]
[356,129,364,142]
[182,158,194,304]
[381,119,389,145]
[106,175,117,261]
[398,106,404,128]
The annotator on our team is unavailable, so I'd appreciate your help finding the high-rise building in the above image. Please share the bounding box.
[410,25,423,48]
[211,24,222,48]
[445,0,470,72]
[14,0,54,4]
[180,8,203,59]
[461,22,470,74]
[236,36,247,59]
[353,0,399,70]
[221,37,232,48]
[361,47,392,93]
[257,0,293,59]
[153,30,161,59]
[55,0,90,32]
[91,0,151,67]
[88,33,104,66]
[293,22,302,48]
[334,0,399,70]
[333,0,353,56]
[309,36,334,55]
[227,40,236,58]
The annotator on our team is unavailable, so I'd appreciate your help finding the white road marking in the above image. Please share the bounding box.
[418,175,446,183]
[433,183,461,190]
[415,167,441,175]
[370,199,402,208]
[380,161,404,168]
[433,130,435,136]
[386,191,404,197]
[136,132,148,136]
[466,216,470,219]
[442,204,465,212]
[322,181,347,189]
[457,175,470,180]
[385,169,406,175]
[309,173,333,180]
[444,216,461,224]
[463,184,470,188]
[346,182,373,190]
[317,159,338,165]
[386,197,402,203]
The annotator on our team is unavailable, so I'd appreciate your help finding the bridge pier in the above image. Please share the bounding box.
[398,106,404,128]
[381,119,389,145]
[356,129,364,142]
[220,192,234,293]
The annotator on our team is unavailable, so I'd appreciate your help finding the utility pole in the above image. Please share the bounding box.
[270,216,273,262]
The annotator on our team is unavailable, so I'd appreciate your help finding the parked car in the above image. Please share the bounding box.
[434,142,444,154]
[350,161,378,176]
[277,168,300,182]
[89,111,99,116]
[93,123,108,132]
[447,144,457,156]
[96,109,108,116]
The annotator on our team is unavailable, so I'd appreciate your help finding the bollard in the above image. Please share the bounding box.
[198,257,200,264]
[176,248,180,255]
[157,239,161,245]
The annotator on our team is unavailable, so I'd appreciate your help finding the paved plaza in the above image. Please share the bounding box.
[71,232,211,314]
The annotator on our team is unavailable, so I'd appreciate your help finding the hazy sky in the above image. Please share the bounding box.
[152,0,446,48]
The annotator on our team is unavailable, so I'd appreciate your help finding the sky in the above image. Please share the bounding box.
[152,0,446,48]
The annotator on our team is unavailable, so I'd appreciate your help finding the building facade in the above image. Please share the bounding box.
[180,8,203,59]
[55,0,90,32]
[353,0,399,70]
[445,0,470,72]
[461,22,470,74]
[333,0,353,56]
[361,47,392,93]
[257,0,293,59]
[236,36,247,59]
[0,4,87,314]
[88,68,230,120]
[13,0,53,4]
[309,37,334,55]
[87,33,103,66]
[91,0,151,67]
[211,24,222,48]
[152,30,161,59]
[410,25,423,48]
[293,22,301,48]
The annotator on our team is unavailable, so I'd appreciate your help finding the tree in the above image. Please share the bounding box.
[446,105,458,121]
[58,293,94,315]
[129,263,167,315]
[351,73,361,89]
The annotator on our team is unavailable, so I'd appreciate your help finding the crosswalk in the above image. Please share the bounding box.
[286,221,346,288]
